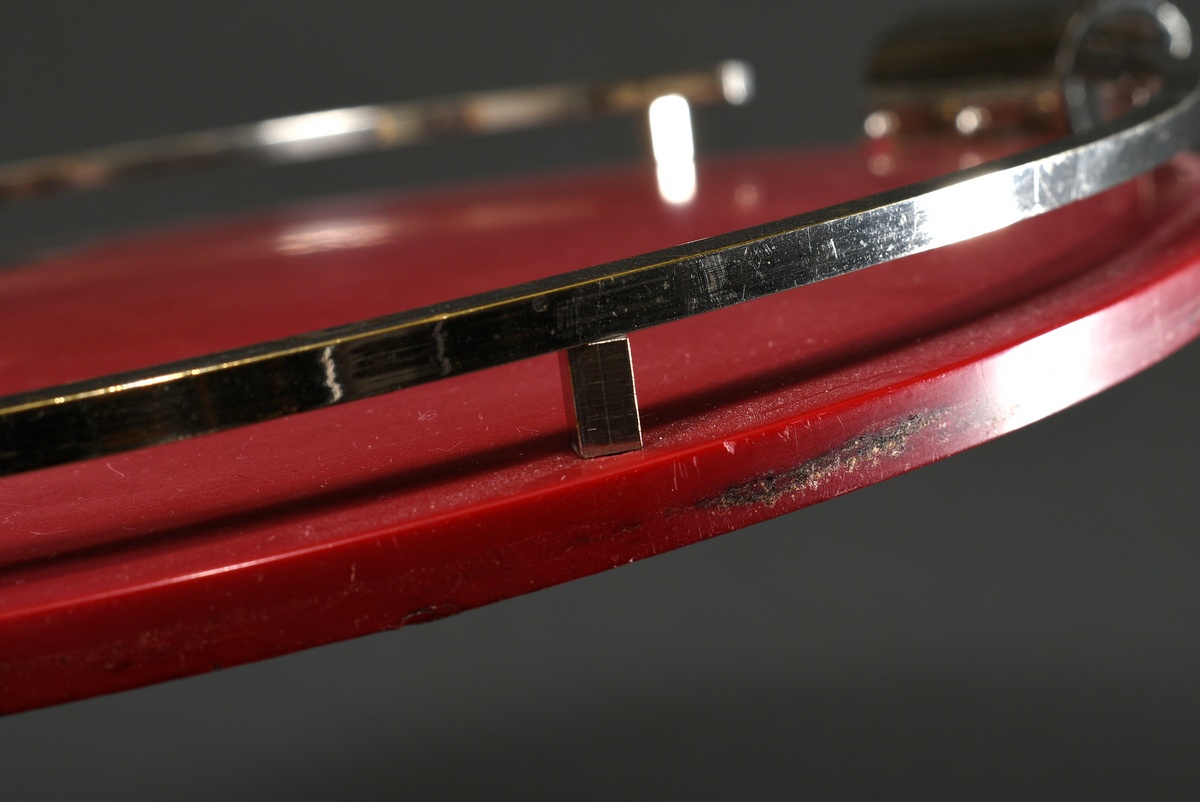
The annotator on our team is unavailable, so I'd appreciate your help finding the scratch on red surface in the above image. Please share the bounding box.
[702,411,942,511]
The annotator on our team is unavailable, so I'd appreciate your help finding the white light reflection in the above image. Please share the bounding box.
[255,107,380,161]
[719,60,754,106]
[863,110,898,139]
[276,218,393,255]
[983,315,1107,436]
[868,153,895,176]
[953,106,990,136]
[1156,2,1193,59]
[467,88,564,132]
[649,94,697,205]
[918,170,1025,249]
[320,345,344,402]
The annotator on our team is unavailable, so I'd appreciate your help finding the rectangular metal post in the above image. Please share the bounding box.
[559,336,643,458]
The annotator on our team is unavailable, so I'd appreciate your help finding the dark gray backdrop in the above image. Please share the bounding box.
[2,1,1200,798]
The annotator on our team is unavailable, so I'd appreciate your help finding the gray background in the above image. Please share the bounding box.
[3,0,1200,798]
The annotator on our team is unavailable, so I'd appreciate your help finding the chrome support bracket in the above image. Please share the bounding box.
[560,336,643,458]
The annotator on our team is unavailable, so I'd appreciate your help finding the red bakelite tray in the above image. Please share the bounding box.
[3,140,1200,713]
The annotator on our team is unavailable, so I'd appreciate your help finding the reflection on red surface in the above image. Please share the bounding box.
[2,141,1200,713]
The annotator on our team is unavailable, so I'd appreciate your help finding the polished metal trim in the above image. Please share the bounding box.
[1,3,1197,477]
[0,61,752,205]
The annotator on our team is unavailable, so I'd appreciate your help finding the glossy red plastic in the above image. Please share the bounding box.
[3,141,1200,713]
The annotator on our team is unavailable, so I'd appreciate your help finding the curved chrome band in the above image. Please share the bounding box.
[2,2,1198,477]
[0,61,752,204]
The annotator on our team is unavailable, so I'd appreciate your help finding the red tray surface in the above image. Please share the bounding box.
[3,141,1200,712]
